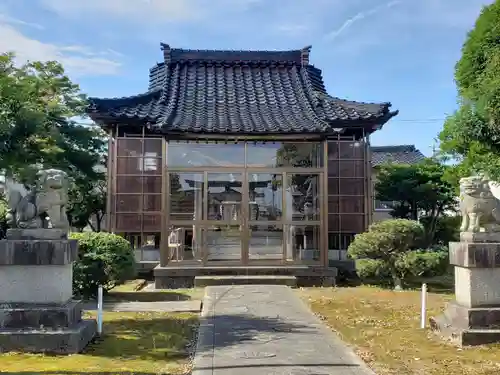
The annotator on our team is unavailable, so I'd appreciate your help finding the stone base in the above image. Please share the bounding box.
[6,228,67,240]
[0,300,83,330]
[194,275,298,287]
[153,265,337,289]
[0,237,78,304]
[430,300,500,346]
[0,319,97,354]
[0,265,73,304]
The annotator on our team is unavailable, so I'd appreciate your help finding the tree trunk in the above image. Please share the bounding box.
[425,208,441,248]
[393,276,403,291]
[411,201,418,221]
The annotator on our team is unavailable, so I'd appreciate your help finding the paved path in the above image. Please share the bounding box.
[192,285,375,375]
[82,300,201,313]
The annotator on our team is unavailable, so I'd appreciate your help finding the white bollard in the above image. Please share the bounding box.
[420,283,427,329]
[97,285,103,335]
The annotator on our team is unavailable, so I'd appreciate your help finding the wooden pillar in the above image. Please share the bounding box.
[105,128,113,233]
[160,136,169,267]
[110,125,119,234]
[321,139,329,268]
[364,134,373,229]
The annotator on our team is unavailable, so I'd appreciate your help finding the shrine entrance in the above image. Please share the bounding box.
[165,140,324,266]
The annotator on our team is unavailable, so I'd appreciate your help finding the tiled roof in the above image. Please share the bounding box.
[371,145,426,166]
[88,44,398,135]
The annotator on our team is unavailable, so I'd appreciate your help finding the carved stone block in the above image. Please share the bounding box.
[0,239,78,265]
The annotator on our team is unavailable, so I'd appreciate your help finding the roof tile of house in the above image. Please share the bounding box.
[88,44,398,135]
[371,145,426,166]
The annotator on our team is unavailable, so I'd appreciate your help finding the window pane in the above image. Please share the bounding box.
[117,157,141,175]
[116,176,142,194]
[143,213,161,232]
[143,176,162,194]
[340,214,365,233]
[117,138,162,157]
[116,214,142,232]
[284,224,320,262]
[116,194,141,212]
[143,195,161,211]
[169,173,203,221]
[286,174,320,221]
[328,141,365,159]
[248,173,282,221]
[117,139,142,157]
[339,196,364,213]
[338,179,365,195]
[328,232,355,250]
[144,138,162,155]
[328,214,340,232]
[204,225,242,261]
[328,178,339,195]
[339,160,364,177]
[247,142,323,168]
[167,141,245,167]
[167,224,203,262]
[248,224,283,260]
[207,173,242,221]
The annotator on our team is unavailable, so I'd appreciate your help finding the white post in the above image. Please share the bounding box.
[420,283,427,329]
[97,285,103,335]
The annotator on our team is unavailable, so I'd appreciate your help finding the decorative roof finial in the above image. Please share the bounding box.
[301,45,312,66]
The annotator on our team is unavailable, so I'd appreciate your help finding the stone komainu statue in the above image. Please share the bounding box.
[459,175,500,233]
[5,169,70,230]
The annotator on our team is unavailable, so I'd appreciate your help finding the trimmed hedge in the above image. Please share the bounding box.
[70,232,136,298]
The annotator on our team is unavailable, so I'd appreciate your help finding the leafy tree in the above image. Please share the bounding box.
[0,52,105,183]
[0,194,7,239]
[68,176,106,232]
[438,1,500,180]
[375,159,456,245]
[348,219,424,289]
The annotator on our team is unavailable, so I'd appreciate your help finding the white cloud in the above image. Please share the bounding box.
[324,0,401,41]
[0,13,45,30]
[0,22,121,76]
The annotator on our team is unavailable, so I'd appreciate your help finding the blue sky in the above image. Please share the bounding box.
[0,0,493,155]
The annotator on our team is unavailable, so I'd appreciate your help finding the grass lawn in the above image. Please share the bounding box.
[0,311,199,375]
[300,286,500,375]
[105,279,205,302]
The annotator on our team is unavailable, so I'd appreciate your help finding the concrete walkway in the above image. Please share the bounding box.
[192,285,375,375]
[82,300,201,313]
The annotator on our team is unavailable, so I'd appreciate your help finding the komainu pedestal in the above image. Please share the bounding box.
[430,234,500,346]
[0,230,97,354]
[0,169,96,354]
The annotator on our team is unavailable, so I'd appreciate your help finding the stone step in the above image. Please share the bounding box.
[194,275,297,287]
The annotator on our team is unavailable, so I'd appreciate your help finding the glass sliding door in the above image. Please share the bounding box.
[247,173,284,261]
[205,172,244,262]
[164,139,326,266]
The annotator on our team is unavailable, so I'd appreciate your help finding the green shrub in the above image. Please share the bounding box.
[70,232,136,298]
[348,219,425,288]
[396,250,449,278]
[355,259,391,279]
